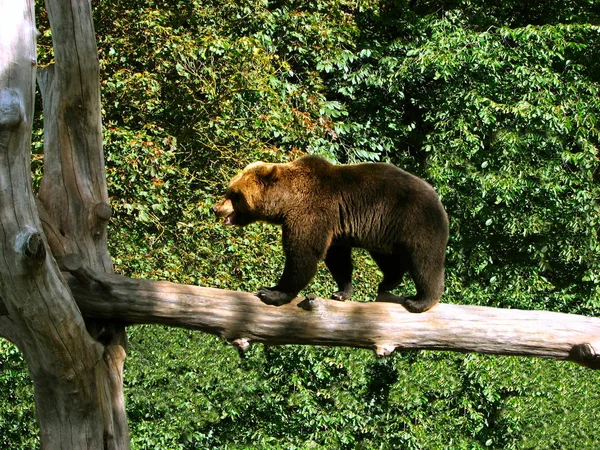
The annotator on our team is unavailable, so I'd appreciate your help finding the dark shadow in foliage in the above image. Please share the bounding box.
[453,356,525,448]
[404,0,600,27]
[364,357,399,406]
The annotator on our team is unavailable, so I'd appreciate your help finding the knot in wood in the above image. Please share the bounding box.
[232,338,250,358]
[23,231,46,269]
[0,89,24,130]
[104,344,127,364]
[59,253,83,272]
[94,203,112,221]
[571,342,600,370]
[91,203,112,239]
[298,293,325,312]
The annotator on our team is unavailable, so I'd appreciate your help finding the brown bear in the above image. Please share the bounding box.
[213,155,449,313]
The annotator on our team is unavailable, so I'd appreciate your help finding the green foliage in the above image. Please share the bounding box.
[0,340,38,449]
[405,21,600,314]
[1,0,599,448]
[122,334,600,449]
[97,0,600,318]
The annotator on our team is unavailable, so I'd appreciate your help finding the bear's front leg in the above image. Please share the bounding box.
[256,286,296,306]
[255,225,329,306]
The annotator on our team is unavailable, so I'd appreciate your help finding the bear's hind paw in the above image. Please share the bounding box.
[403,297,438,313]
[331,290,351,301]
[375,292,404,304]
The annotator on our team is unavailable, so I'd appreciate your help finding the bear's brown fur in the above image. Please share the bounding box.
[213,155,449,313]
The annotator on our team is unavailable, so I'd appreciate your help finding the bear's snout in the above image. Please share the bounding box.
[212,199,231,217]
[213,198,236,225]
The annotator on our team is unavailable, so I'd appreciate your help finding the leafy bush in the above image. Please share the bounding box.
[0,340,38,449]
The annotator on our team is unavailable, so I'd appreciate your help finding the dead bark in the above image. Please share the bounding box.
[35,0,129,447]
[56,273,600,369]
[0,1,109,448]
[3,268,599,369]
[0,1,127,449]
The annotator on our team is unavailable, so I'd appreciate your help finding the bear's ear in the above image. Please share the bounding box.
[253,164,280,186]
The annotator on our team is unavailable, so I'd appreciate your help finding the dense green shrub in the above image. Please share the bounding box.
[1,0,599,448]
[0,341,38,449]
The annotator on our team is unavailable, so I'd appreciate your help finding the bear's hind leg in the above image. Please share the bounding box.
[325,245,353,300]
[370,251,408,295]
[404,250,445,313]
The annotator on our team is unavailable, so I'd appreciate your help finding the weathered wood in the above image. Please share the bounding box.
[0,1,110,448]
[37,54,111,273]
[35,0,129,447]
[0,0,127,448]
[65,273,600,369]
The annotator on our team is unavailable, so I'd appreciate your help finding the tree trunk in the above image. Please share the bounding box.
[0,1,105,448]
[0,1,128,448]
[37,0,129,447]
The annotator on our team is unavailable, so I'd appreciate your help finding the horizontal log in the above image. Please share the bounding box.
[54,273,600,369]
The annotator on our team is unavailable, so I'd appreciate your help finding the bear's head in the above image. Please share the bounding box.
[213,161,286,226]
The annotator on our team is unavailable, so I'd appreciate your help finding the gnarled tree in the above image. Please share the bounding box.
[1,0,126,448]
[0,1,599,449]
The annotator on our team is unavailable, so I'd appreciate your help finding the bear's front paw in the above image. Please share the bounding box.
[256,287,295,306]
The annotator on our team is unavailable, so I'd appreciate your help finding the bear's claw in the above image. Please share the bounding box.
[375,292,438,313]
[256,287,295,306]
[331,290,351,301]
